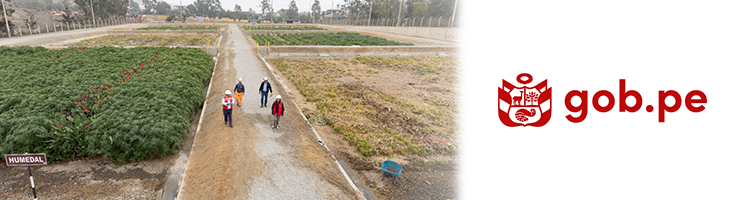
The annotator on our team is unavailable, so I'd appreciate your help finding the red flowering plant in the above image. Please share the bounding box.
[2,46,213,163]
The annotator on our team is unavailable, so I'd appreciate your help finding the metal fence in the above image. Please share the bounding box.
[319,16,459,28]
[4,16,138,38]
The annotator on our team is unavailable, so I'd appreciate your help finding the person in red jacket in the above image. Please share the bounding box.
[222,90,234,127]
[271,95,284,129]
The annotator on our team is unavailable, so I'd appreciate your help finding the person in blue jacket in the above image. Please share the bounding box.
[259,77,273,108]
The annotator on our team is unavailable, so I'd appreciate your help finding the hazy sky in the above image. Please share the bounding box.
[158,0,349,13]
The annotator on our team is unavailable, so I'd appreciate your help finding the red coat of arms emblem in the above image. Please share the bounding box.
[498,73,551,127]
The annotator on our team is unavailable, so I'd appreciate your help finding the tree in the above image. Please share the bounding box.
[187,0,222,18]
[247,7,254,14]
[185,4,196,16]
[428,0,453,17]
[0,0,15,36]
[343,0,369,19]
[142,0,157,14]
[23,9,38,29]
[234,4,241,12]
[129,0,141,13]
[155,1,171,15]
[259,0,271,20]
[287,0,298,19]
[59,5,78,25]
[406,0,427,19]
[75,0,129,19]
[311,0,321,22]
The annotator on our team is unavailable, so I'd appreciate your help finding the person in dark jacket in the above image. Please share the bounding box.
[234,78,245,107]
[259,77,273,107]
[271,95,284,129]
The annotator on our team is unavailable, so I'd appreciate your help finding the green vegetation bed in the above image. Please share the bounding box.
[0,46,214,163]
[134,26,220,30]
[270,56,457,157]
[252,32,413,46]
[244,26,326,31]
[73,35,218,47]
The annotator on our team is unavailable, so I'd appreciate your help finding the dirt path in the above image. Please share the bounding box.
[177,24,360,200]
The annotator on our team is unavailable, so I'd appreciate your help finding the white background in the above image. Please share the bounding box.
[460,0,750,199]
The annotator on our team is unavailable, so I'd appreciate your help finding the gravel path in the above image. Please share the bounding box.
[177,24,360,200]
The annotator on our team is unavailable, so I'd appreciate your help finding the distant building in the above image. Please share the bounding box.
[282,19,301,24]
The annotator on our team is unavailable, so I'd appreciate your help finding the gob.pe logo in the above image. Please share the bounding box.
[498,73,551,127]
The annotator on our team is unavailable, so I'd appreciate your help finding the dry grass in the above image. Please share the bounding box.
[73,35,219,47]
[270,56,458,157]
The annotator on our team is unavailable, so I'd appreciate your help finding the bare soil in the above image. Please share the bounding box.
[266,56,459,199]
[73,35,219,47]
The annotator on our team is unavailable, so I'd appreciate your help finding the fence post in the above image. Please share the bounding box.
[53,23,57,32]
[45,23,48,33]
[437,16,442,27]
[27,23,32,35]
[66,22,69,30]
[420,17,424,27]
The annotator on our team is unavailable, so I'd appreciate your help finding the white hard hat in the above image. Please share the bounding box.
[264,77,268,80]
[276,95,281,99]
[225,90,231,95]
[238,78,242,82]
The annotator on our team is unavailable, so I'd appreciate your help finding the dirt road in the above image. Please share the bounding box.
[177,24,360,200]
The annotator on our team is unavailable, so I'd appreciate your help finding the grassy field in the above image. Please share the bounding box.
[0,46,213,163]
[244,26,326,30]
[252,32,413,46]
[134,26,221,30]
[73,35,219,47]
[269,56,457,157]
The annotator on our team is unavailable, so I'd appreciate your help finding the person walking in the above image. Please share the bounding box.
[259,77,273,108]
[222,90,234,127]
[234,78,245,107]
[271,95,284,129]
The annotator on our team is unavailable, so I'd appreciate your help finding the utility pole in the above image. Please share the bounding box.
[396,0,402,26]
[90,0,96,27]
[271,0,274,23]
[1,0,10,38]
[368,0,372,26]
[330,0,333,24]
[449,0,458,27]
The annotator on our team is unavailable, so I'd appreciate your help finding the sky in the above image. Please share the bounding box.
[157,0,348,13]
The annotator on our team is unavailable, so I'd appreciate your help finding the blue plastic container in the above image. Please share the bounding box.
[381,160,402,177]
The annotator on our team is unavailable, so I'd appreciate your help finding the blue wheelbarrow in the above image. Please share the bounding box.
[381,160,402,182]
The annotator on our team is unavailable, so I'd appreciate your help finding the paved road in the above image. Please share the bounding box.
[177,24,360,200]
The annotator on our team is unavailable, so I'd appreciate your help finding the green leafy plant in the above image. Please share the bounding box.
[134,26,220,30]
[252,32,413,46]
[0,46,214,163]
